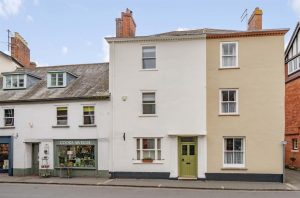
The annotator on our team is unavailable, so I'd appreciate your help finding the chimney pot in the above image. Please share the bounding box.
[116,8,136,38]
[247,7,263,31]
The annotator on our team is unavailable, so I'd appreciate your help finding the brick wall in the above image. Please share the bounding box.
[11,33,34,69]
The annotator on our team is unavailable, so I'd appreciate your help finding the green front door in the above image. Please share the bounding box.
[179,137,197,178]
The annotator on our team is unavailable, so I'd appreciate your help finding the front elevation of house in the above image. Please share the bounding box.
[106,8,287,182]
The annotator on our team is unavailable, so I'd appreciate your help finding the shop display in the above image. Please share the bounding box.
[0,144,9,170]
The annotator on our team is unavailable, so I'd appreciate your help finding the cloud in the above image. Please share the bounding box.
[101,38,109,62]
[26,14,33,22]
[61,46,68,55]
[0,0,22,17]
[33,0,39,6]
[176,27,191,31]
[290,0,300,17]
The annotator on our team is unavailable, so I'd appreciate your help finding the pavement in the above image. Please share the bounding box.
[0,169,299,191]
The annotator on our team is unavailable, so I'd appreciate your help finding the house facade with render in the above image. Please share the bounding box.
[285,22,300,169]
[107,8,287,182]
[0,64,111,177]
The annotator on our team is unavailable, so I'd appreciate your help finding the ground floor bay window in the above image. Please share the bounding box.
[136,138,161,162]
[223,137,245,168]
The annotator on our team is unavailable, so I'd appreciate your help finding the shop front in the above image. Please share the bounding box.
[0,136,13,176]
[53,139,98,177]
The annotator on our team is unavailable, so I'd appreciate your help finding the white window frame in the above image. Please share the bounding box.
[47,72,67,88]
[223,137,245,168]
[136,138,162,161]
[219,89,239,115]
[56,106,68,126]
[287,57,300,75]
[3,108,14,127]
[220,42,239,68]
[3,74,27,89]
[141,91,156,115]
[83,106,95,125]
[292,138,298,150]
[142,46,156,70]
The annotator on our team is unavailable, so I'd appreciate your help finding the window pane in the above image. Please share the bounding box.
[137,139,140,149]
[57,117,68,125]
[143,59,156,69]
[142,150,155,159]
[157,139,161,149]
[228,102,236,113]
[57,107,67,116]
[182,145,187,155]
[142,139,155,149]
[229,91,236,101]
[157,150,161,160]
[143,104,156,114]
[222,103,229,113]
[234,151,243,164]
[224,151,233,164]
[5,76,12,88]
[222,91,228,101]
[234,139,242,151]
[12,75,18,87]
[84,115,95,125]
[143,93,155,103]
[189,145,195,155]
[137,150,141,160]
[84,106,95,113]
[4,109,14,117]
[225,138,233,151]
[142,47,156,58]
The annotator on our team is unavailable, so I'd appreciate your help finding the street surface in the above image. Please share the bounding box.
[0,183,299,198]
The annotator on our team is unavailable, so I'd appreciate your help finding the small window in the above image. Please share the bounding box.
[220,89,238,114]
[4,74,25,89]
[136,138,161,160]
[142,92,156,114]
[224,137,245,167]
[4,109,14,127]
[142,46,156,69]
[292,139,298,150]
[221,42,238,68]
[48,72,66,88]
[56,107,68,125]
[83,106,95,125]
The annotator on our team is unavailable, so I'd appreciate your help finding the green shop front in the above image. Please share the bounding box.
[54,139,98,177]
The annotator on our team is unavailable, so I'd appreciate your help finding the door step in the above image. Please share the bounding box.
[178,177,197,180]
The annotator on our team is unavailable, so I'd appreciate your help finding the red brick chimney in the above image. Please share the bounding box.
[116,8,136,38]
[11,32,35,69]
[248,7,263,31]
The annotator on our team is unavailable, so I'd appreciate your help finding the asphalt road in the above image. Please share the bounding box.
[0,183,299,198]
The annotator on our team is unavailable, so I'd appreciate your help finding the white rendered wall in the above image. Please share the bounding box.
[109,39,206,176]
[0,55,19,74]
[0,100,111,171]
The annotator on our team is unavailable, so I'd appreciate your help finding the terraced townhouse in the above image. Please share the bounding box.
[0,7,288,182]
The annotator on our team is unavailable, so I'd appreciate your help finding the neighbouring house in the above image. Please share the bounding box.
[0,32,36,74]
[106,8,288,182]
[285,22,300,169]
[0,63,111,176]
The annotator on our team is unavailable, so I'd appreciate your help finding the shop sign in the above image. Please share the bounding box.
[58,140,93,145]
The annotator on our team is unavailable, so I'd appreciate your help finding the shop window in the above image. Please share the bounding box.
[0,144,9,170]
[136,138,161,161]
[57,145,95,168]
[57,107,68,126]
[4,109,14,127]
[83,106,95,125]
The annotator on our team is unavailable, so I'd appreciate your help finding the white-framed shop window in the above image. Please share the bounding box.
[223,137,245,168]
[219,89,239,115]
[220,42,238,68]
[136,138,161,161]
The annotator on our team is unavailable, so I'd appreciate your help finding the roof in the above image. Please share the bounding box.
[0,51,25,68]
[285,22,300,58]
[0,63,109,103]
[105,28,289,42]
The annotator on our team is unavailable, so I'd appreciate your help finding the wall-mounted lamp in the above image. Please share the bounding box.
[123,132,126,141]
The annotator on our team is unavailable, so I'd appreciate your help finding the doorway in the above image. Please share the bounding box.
[32,143,39,176]
[178,137,197,178]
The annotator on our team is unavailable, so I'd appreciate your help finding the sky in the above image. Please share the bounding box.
[0,0,300,66]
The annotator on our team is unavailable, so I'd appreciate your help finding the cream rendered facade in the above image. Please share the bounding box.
[206,35,285,181]
[0,53,20,74]
[108,37,207,178]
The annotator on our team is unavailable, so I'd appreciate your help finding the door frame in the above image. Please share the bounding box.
[178,136,198,178]
[0,136,13,176]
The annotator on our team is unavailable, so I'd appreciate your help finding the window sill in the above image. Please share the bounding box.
[133,160,164,164]
[52,125,70,128]
[79,124,97,128]
[221,167,247,170]
[219,67,240,70]
[219,113,240,116]
[0,126,15,129]
[140,69,158,71]
[139,114,158,117]
[291,149,299,152]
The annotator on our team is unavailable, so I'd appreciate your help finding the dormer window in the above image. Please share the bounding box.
[47,72,66,88]
[3,74,26,89]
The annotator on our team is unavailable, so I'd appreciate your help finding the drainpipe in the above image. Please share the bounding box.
[281,140,287,183]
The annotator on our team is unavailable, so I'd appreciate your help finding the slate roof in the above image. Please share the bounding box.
[0,63,109,103]
[152,28,240,37]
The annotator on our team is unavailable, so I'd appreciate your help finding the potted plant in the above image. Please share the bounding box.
[142,157,153,163]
